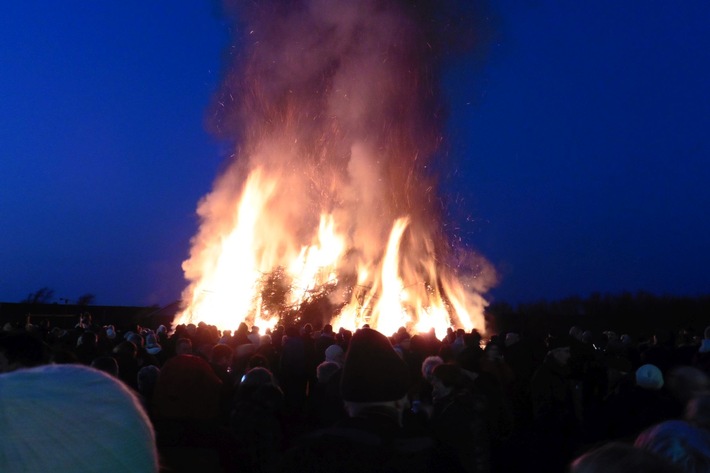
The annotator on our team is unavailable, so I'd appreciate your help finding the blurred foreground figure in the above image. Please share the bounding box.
[0,364,158,472]
[570,442,678,473]
[635,420,710,473]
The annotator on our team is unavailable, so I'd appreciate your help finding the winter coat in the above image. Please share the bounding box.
[431,388,491,473]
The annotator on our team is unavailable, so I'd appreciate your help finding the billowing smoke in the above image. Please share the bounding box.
[178,0,497,336]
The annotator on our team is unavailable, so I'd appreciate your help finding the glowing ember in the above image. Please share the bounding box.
[175,0,496,338]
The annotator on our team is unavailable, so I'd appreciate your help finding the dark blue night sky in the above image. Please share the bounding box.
[1,1,708,307]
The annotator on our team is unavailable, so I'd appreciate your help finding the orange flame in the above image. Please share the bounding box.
[177,167,494,339]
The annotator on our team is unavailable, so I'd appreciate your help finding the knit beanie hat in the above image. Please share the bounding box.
[0,364,158,472]
[340,328,410,402]
[636,364,664,390]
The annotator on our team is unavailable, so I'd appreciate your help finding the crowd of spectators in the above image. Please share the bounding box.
[1,312,710,472]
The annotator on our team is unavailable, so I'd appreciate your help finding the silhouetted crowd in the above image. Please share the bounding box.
[2,313,710,472]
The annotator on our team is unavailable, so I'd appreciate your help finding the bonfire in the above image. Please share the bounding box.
[175,0,496,339]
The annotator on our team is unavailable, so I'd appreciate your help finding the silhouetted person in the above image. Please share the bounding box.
[606,364,676,440]
[0,330,48,373]
[209,343,236,419]
[280,325,308,416]
[75,330,99,365]
[112,340,140,390]
[151,354,228,472]
[284,327,437,473]
[175,337,193,355]
[529,341,579,472]
[231,367,285,473]
[430,363,491,473]
[91,354,119,377]
[307,360,346,429]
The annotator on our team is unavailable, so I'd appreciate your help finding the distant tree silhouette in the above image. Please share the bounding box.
[22,287,55,304]
[77,293,96,306]
[488,291,710,339]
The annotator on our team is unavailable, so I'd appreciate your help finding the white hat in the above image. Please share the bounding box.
[636,364,664,390]
[0,364,158,472]
[325,344,345,366]
[145,333,162,355]
[105,325,116,339]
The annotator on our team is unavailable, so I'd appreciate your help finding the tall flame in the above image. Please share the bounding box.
[176,0,496,339]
